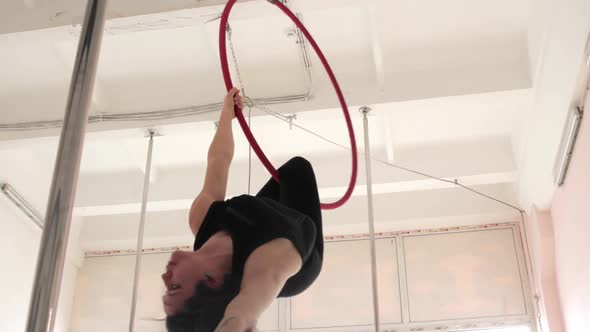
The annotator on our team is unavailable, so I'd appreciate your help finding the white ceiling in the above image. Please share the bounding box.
[0,0,531,136]
[0,0,534,252]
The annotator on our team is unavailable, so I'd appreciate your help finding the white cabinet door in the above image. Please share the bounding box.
[70,255,140,332]
[289,238,402,329]
[70,253,281,331]
[403,228,527,323]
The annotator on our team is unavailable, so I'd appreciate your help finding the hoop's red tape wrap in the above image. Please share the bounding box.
[219,0,358,210]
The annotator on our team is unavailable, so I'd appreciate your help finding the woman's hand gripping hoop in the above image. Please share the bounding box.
[218,0,358,210]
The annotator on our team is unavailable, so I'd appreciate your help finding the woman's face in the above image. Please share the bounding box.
[161,250,216,316]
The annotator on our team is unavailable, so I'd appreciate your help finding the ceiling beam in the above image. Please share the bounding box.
[122,133,159,183]
[91,79,107,113]
[366,3,385,94]
[379,110,395,162]
[319,171,516,198]
[73,171,516,217]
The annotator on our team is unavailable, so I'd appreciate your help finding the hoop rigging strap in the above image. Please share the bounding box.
[219,0,358,210]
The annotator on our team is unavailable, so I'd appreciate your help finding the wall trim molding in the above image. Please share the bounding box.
[85,221,520,258]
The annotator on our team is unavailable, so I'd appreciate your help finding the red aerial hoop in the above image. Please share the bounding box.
[219,0,358,210]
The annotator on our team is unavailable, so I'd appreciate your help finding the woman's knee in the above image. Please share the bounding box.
[285,156,312,171]
[279,157,317,185]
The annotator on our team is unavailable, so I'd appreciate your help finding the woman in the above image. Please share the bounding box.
[162,88,323,331]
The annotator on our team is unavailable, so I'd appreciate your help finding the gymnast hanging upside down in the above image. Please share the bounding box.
[162,88,323,332]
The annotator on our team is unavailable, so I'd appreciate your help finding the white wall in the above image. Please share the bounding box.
[0,197,42,332]
[0,197,83,332]
[518,0,590,210]
[0,140,84,331]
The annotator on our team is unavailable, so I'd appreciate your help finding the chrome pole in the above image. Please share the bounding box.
[360,106,381,332]
[129,130,157,331]
[25,1,107,331]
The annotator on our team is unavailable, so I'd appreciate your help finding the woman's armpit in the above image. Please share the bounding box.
[249,238,303,279]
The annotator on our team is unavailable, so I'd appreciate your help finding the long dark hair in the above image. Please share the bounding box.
[166,274,241,332]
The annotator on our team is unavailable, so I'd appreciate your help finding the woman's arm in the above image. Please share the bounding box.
[189,88,243,235]
[215,238,303,331]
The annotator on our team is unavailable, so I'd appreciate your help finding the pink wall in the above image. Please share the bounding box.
[550,95,590,331]
[526,207,565,332]
[526,96,589,332]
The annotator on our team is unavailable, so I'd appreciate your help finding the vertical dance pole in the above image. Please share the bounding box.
[129,130,157,332]
[26,1,107,331]
[360,106,381,332]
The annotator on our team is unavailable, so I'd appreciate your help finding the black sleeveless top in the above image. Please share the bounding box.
[193,195,322,297]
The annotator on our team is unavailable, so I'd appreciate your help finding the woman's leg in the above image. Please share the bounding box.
[256,157,323,257]
[256,157,321,225]
[260,157,324,296]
